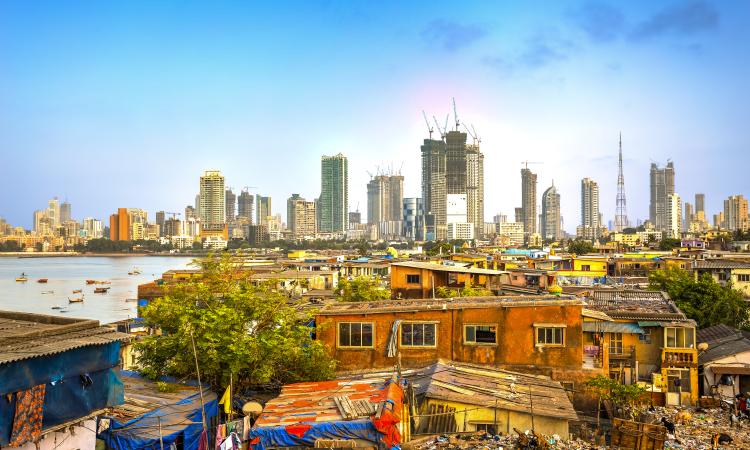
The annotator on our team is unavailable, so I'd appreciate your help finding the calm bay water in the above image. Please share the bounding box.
[0,256,193,323]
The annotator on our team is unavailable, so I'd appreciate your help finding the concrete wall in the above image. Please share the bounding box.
[15,419,97,450]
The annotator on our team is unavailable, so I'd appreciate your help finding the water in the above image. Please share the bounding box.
[0,256,194,323]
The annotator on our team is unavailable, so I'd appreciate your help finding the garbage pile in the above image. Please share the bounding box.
[644,406,750,449]
[407,430,606,450]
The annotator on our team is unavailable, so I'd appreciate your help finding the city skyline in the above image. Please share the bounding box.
[1,1,749,230]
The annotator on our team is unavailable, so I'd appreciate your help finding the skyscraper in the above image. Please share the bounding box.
[614,134,628,232]
[666,193,682,239]
[578,178,602,240]
[695,193,705,214]
[60,201,72,223]
[199,170,226,229]
[723,195,749,231]
[541,183,561,242]
[238,189,254,222]
[225,188,237,222]
[255,195,271,226]
[319,154,348,233]
[367,174,404,225]
[403,198,424,241]
[287,194,316,238]
[683,202,693,230]
[155,211,165,237]
[649,162,675,231]
[466,142,484,239]
[520,168,537,240]
[47,198,60,230]
[421,138,447,240]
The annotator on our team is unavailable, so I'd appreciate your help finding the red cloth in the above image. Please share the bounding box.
[197,429,208,450]
[10,384,46,447]
[284,423,312,438]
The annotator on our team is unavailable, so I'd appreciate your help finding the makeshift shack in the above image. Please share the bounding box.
[98,371,218,450]
[248,376,408,450]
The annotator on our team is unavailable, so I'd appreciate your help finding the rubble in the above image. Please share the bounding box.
[645,406,750,450]
[406,430,605,450]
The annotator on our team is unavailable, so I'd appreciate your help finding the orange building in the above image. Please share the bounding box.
[109,207,131,241]
[389,261,509,299]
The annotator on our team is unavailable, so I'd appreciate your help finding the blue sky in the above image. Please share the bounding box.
[1,1,748,232]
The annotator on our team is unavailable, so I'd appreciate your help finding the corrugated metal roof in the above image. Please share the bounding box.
[407,361,578,421]
[392,261,508,275]
[318,296,583,315]
[582,321,644,334]
[584,290,688,321]
[694,260,750,270]
[0,311,129,365]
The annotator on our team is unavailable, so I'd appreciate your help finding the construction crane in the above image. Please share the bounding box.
[464,124,481,145]
[422,111,434,140]
[521,161,544,169]
[452,97,460,131]
[433,114,449,140]
[242,186,258,193]
[366,170,374,179]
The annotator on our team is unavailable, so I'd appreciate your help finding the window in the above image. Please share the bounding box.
[535,326,565,346]
[638,328,652,344]
[473,423,498,435]
[738,274,750,282]
[667,369,692,393]
[581,265,591,271]
[406,274,420,284]
[401,322,436,347]
[609,332,623,355]
[718,272,729,281]
[665,327,695,348]
[464,324,497,345]
[338,322,374,348]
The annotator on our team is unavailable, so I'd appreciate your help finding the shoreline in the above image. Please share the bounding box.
[0,252,197,258]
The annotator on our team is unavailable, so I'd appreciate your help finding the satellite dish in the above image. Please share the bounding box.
[242,401,263,416]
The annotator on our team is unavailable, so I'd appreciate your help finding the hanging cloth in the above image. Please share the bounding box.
[9,384,46,447]
[219,385,232,414]
[215,424,226,450]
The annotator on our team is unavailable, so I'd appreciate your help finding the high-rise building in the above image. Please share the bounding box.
[255,195,271,227]
[649,162,675,231]
[683,202,693,230]
[403,198,424,241]
[225,188,237,222]
[695,193,705,214]
[199,170,226,229]
[421,138,447,240]
[110,207,131,241]
[348,211,361,227]
[466,143,484,239]
[163,218,182,237]
[614,134,629,232]
[287,194,316,239]
[82,217,103,239]
[319,154,348,233]
[723,195,749,231]
[185,205,196,220]
[578,178,602,240]
[47,198,60,230]
[520,168,537,241]
[155,211,166,237]
[367,174,404,225]
[60,201,72,223]
[666,194,682,239]
[541,183,561,242]
[237,189,254,223]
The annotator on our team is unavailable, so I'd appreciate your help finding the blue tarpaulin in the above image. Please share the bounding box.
[99,372,218,450]
[0,341,124,446]
[248,420,381,450]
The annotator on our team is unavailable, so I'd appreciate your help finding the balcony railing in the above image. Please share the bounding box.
[662,348,697,367]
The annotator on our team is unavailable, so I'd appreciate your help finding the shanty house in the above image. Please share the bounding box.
[406,361,578,439]
[583,290,699,406]
[693,259,750,297]
[248,377,408,450]
[389,261,509,299]
[697,324,750,398]
[315,296,588,390]
[0,311,128,449]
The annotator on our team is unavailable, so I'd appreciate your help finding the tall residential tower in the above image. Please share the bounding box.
[319,154,348,233]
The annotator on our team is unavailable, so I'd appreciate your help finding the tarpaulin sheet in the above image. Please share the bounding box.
[0,341,124,446]
[99,375,218,450]
[248,419,381,450]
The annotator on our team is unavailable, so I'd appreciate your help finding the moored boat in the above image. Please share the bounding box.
[72,289,83,294]
[86,280,97,285]
[94,287,110,294]
[68,295,84,303]
[37,278,48,283]
[16,273,28,282]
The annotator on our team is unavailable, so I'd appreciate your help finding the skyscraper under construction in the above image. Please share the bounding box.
[521,167,537,241]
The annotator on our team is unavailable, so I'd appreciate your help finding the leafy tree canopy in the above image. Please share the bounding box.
[337,276,390,302]
[435,283,492,298]
[567,239,595,255]
[658,238,681,251]
[649,267,749,330]
[135,255,336,390]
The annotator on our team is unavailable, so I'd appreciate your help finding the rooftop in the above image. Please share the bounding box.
[391,261,508,275]
[694,260,750,270]
[254,377,396,427]
[0,311,129,365]
[697,325,750,365]
[407,361,578,421]
[584,290,688,321]
[317,295,582,315]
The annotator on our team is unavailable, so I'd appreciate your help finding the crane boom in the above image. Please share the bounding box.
[422,110,434,140]
[452,97,459,131]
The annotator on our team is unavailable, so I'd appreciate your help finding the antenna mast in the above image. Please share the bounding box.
[614,132,629,232]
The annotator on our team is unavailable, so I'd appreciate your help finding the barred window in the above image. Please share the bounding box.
[338,322,374,348]
[536,326,565,346]
[401,323,436,347]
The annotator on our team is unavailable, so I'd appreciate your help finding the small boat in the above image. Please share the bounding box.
[16,273,28,282]
[37,278,48,283]
[68,295,84,303]
[41,290,54,294]
[51,306,62,310]
[86,280,97,285]
[72,289,83,294]
[59,309,69,313]
[94,287,110,294]
[128,267,142,275]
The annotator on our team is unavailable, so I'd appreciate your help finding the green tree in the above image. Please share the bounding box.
[658,238,681,251]
[585,375,646,422]
[136,255,335,389]
[649,267,750,329]
[337,276,390,302]
[435,283,492,298]
[567,239,595,255]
